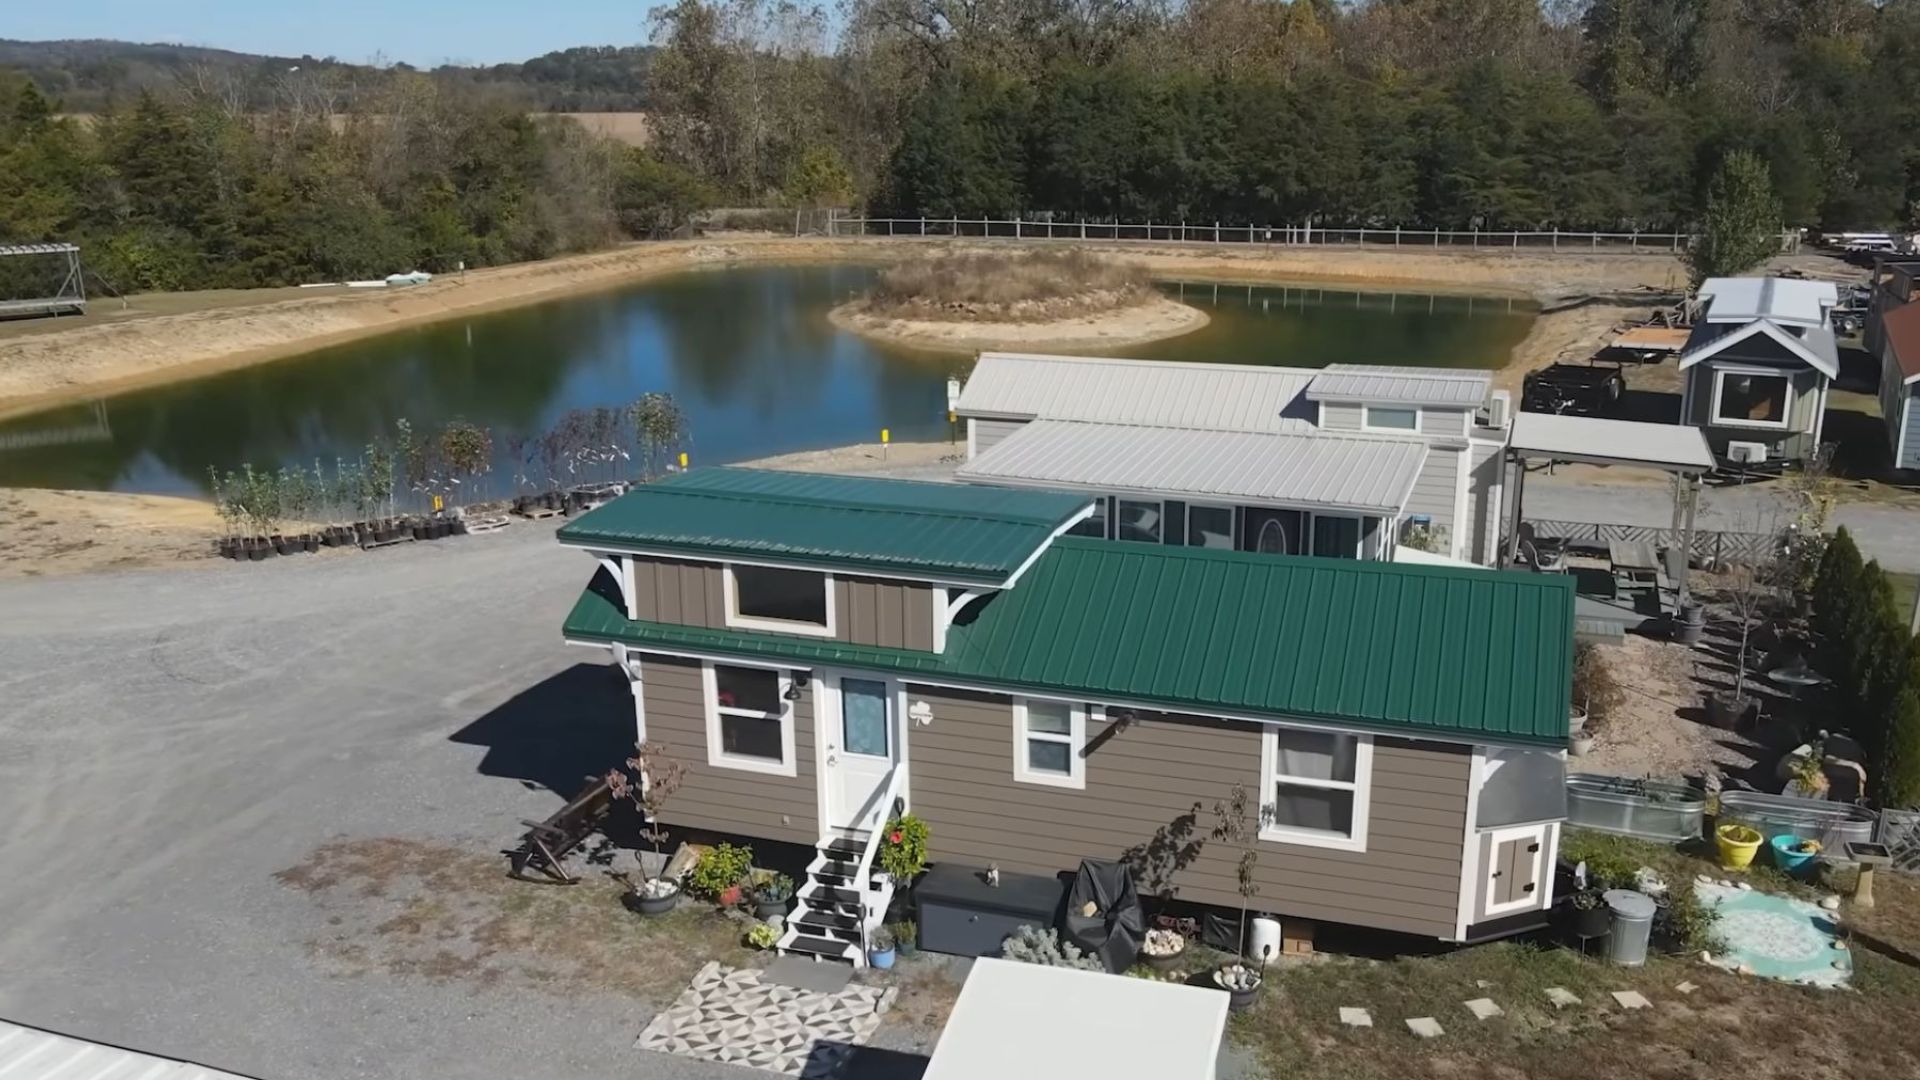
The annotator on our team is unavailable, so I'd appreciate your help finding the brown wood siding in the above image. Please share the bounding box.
[835,577,937,651]
[632,557,726,629]
[904,685,1470,938]
[630,558,936,651]
[640,653,817,845]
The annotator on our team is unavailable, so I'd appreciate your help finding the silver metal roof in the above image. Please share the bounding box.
[1697,277,1836,327]
[956,353,1317,433]
[1509,413,1715,472]
[0,1019,260,1080]
[0,242,79,257]
[956,419,1429,514]
[1305,363,1493,407]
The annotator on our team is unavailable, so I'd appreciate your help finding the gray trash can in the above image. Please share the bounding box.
[1602,889,1657,967]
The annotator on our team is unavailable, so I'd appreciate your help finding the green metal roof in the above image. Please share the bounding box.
[555,467,1092,585]
[564,538,1576,745]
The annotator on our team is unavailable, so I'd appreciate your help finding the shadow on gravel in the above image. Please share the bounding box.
[450,661,631,800]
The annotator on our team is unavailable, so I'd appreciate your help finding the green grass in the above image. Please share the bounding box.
[1889,571,1918,622]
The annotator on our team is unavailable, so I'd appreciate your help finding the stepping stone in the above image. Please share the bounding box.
[1611,990,1652,1010]
[1405,1017,1444,1039]
[1474,979,1493,989]
[1545,987,1582,1009]
[1339,1007,1373,1028]
[1674,981,1698,995]
[1464,998,1504,1020]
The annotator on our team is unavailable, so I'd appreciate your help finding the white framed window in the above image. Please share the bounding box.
[702,661,797,776]
[1013,697,1091,789]
[1363,405,1420,432]
[1114,499,1163,544]
[1186,504,1235,549]
[1711,368,1792,429]
[1258,727,1373,851]
[724,564,836,637]
[1067,497,1109,539]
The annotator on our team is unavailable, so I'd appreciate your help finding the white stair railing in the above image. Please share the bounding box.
[847,764,904,959]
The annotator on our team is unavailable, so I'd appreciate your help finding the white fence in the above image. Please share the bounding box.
[820,214,1702,254]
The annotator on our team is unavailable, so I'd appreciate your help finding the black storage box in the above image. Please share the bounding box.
[915,862,1066,958]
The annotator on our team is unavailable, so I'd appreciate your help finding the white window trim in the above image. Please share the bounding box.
[1481,822,1551,918]
[1111,497,1165,545]
[1185,502,1237,550]
[1362,405,1422,433]
[1306,511,1365,559]
[701,660,798,777]
[722,564,837,638]
[1013,697,1092,790]
[1258,727,1373,852]
[1709,366,1793,430]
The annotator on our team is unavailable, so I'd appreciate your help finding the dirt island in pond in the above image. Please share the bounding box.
[827,249,1208,353]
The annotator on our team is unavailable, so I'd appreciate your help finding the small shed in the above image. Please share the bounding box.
[923,958,1230,1080]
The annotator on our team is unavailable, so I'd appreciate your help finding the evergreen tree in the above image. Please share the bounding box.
[1686,149,1783,286]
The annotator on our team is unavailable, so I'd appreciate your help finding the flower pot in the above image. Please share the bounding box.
[1569,708,1588,736]
[1706,691,1754,731]
[1769,833,1821,876]
[1715,823,1763,870]
[216,537,238,559]
[512,494,535,515]
[1674,603,1705,646]
[246,538,270,561]
[753,896,789,920]
[869,947,896,970]
[303,534,320,553]
[410,520,431,541]
[1570,734,1596,757]
[270,534,292,556]
[1565,901,1610,939]
[433,519,453,539]
[1211,969,1260,1013]
[718,884,743,908]
[633,884,681,916]
[1144,947,1186,973]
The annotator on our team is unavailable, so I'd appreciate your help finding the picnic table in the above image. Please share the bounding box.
[1608,538,1661,592]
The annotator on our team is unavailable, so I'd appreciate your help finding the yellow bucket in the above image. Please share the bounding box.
[1716,823,1763,870]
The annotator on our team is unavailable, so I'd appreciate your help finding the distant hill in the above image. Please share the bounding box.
[0,38,654,112]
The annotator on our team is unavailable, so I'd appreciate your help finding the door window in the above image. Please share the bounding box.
[842,678,891,757]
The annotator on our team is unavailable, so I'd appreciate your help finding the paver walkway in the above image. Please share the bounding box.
[638,962,895,1078]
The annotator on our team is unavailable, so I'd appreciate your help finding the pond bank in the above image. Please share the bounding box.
[0,236,1683,420]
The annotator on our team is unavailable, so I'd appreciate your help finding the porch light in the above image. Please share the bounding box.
[783,672,811,702]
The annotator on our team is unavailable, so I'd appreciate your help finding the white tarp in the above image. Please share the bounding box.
[923,958,1227,1080]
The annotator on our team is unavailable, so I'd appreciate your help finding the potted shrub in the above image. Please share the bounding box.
[1141,927,1187,972]
[747,922,780,951]
[878,814,930,885]
[1212,960,1262,1012]
[1715,821,1764,870]
[606,741,688,917]
[688,842,754,907]
[868,925,897,970]
[750,872,794,919]
[888,920,918,959]
[1565,887,1610,939]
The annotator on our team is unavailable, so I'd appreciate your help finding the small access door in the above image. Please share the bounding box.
[1482,824,1548,918]
[820,672,903,832]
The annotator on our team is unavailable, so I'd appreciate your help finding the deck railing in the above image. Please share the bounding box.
[849,764,904,958]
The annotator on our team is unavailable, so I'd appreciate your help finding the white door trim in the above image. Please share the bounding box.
[814,668,910,834]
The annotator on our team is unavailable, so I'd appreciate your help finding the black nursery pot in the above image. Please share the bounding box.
[410,520,431,541]
[247,538,270,561]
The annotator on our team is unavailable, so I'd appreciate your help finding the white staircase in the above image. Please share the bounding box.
[776,768,902,968]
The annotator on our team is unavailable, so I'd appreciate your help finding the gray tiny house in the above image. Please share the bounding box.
[1677,277,1839,469]
[1875,299,1920,471]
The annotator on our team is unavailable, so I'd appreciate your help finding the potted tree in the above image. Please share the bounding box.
[1210,782,1264,1011]
[606,741,687,916]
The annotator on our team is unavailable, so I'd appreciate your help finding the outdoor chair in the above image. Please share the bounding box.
[1061,859,1145,973]
[1516,523,1568,572]
[507,775,615,884]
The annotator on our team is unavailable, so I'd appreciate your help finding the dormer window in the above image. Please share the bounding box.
[725,564,836,636]
[1363,406,1419,432]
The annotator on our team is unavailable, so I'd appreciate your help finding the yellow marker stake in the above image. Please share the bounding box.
[881,428,890,460]
[678,451,689,471]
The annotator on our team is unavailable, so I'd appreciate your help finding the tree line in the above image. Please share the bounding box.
[645,0,1920,231]
[0,71,709,292]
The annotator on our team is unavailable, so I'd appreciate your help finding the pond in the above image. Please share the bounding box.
[0,264,1536,495]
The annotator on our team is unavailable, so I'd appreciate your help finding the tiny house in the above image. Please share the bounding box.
[559,467,1576,965]
[1678,277,1839,468]
[1873,295,1920,471]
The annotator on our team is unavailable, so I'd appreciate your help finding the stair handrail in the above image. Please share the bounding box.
[849,763,904,959]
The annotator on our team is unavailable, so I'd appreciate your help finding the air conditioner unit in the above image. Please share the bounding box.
[1726,441,1769,466]
[1475,389,1512,430]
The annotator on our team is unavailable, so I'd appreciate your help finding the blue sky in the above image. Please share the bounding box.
[6,1,658,67]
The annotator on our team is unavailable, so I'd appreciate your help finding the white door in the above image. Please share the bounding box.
[822,673,901,831]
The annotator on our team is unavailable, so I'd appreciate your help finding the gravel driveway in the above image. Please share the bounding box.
[0,521,900,1080]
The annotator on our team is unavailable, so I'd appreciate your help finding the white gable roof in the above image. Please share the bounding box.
[1697,277,1837,328]
[1305,363,1492,407]
[956,353,1317,433]
[1677,318,1839,379]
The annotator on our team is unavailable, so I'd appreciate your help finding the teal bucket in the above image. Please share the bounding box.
[1770,833,1821,876]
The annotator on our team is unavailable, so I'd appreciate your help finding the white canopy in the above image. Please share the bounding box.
[1508,413,1715,473]
[0,1019,260,1080]
[923,958,1228,1080]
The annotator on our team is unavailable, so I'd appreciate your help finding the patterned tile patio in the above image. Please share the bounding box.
[637,961,896,1078]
